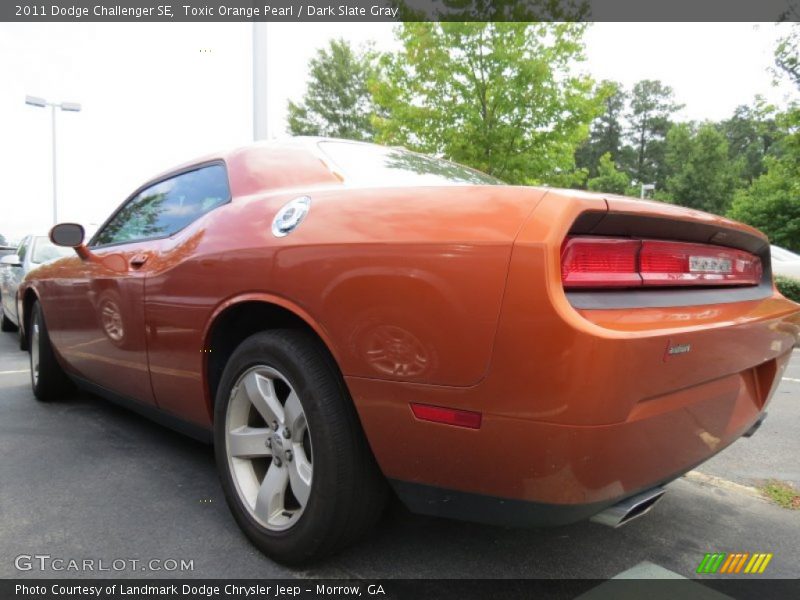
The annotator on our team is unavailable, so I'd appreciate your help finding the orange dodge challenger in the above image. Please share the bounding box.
[17,138,800,563]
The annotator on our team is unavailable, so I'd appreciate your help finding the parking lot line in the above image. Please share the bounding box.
[0,370,28,375]
[784,377,800,383]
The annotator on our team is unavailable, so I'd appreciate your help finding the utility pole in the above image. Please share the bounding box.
[253,22,268,141]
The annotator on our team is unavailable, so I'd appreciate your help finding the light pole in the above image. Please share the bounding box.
[25,95,82,225]
[252,22,268,141]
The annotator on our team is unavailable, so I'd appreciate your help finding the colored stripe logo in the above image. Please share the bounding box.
[697,552,773,574]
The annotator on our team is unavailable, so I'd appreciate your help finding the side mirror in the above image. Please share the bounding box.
[0,254,21,267]
[50,223,85,247]
[50,223,93,260]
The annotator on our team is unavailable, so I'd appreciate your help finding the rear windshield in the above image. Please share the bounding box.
[318,141,504,186]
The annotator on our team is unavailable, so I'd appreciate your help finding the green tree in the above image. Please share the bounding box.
[587,152,630,195]
[372,22,601,184]
[774,23,800,90]
[663,123,739,215]
[719,100,780,184]
[729,109,800,251]
[625,80,683,188]
[728,27,800,251]
[287,39,377,140]
[575,80,627,178]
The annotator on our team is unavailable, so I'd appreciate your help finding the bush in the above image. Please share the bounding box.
[776,275,800,303]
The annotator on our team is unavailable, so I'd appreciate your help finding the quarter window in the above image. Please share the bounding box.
[92,164,230,246]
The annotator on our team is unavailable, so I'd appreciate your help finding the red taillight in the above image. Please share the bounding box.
[410,403,482,429]
[639,240,762,286]
[561,236,762,289]
[560,238,641,288]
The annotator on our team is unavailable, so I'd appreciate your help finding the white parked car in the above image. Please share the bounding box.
[771,245,800,280]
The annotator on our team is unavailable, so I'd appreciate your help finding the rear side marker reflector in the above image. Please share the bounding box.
[410,403,482,429]
[561,236,762,289]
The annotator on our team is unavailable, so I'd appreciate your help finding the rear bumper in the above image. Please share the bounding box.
[392,480,674,529]
[390,479,617,528]
[350,352,788,512]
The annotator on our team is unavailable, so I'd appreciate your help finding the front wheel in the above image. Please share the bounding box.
[214,329,387,564]
[29,301,73,401]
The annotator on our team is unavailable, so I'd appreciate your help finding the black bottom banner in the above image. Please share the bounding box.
[3,579,800,600]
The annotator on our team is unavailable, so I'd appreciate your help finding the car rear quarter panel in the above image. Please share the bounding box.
[143,182,547,425]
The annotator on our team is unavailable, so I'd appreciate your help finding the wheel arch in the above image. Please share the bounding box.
[202,294,345,423]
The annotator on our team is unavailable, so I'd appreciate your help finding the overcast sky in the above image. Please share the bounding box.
[0,22,796,242]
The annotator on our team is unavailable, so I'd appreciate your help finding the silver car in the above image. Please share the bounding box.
[771,245,800,280]
[1,235,71,333]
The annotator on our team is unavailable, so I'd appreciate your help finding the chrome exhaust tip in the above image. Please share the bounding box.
[590,486,666,528]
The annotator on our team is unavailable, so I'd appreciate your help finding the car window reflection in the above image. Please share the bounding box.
[319,141,503,186]
[92,164,230,246]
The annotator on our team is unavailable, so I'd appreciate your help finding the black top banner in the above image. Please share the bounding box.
[3,0,800,22]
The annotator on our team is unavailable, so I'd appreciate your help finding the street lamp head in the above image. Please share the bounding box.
[25,95,47,108]
[60,102,82,112]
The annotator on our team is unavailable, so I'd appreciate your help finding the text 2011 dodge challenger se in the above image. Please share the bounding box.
[18,138,800,563]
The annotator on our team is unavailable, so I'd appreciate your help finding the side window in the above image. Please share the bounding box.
[92,164,230,247]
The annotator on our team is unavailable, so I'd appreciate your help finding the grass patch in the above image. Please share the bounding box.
[760,479,800,510]
[776,275,800,303]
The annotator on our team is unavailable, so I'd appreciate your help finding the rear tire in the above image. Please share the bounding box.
[29,301,73,401]
[1,309,16,332]
[214,329,387,564]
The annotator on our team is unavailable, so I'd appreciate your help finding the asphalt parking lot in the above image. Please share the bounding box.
[0,329,797,580]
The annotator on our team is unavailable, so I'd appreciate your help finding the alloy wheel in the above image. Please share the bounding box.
[225,365,313,531]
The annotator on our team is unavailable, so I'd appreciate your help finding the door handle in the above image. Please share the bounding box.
[130,254,149,268]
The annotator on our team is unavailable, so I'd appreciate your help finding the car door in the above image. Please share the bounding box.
[45,177,196,405]
[45,234,161,407]
[48,163,230,409]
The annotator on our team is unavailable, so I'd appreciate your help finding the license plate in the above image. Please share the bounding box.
[689,256,732,273]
